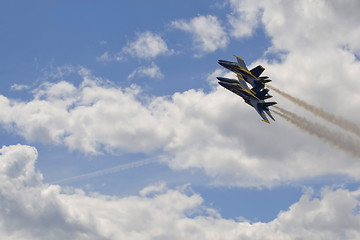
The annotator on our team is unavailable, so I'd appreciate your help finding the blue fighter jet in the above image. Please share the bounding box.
[217,55,276,123]
[217,76,276,123]
[218,55,272,93]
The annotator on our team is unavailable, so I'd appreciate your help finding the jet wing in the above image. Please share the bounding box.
[236,75,251,92]
[237,73,263,92]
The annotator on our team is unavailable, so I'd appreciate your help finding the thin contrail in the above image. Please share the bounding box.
[269,85,360,137]
[51,156,159,184]
[273,106,360,158]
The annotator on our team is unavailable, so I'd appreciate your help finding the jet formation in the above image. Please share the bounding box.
[217,55,277,123]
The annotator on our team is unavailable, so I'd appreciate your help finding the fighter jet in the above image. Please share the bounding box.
[218,55,271,93]
[217,76,276,123]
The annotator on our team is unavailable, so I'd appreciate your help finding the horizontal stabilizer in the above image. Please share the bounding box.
[264,94,273,99]
[250,65,265,78]
[259,76,269,80]
[261,102,277,108]
[261,79,272,83]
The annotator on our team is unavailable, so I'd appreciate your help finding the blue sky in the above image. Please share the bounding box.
[1,1,360,239]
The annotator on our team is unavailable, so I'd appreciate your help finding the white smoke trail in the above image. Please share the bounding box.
[273,106,360,158]
[51,156,159,184]
[269,85,360,137]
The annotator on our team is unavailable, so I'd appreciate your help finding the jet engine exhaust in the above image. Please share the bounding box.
[273,106,360,158]
[269,85,360,137]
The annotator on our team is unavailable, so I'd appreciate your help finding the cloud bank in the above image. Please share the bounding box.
[1,144,360,240]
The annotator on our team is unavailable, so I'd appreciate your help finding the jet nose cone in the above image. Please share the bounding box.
[217,81,226,88]
[218,60,232,69]
[218,60,229,68]
[217,77,240,84]
[218,81,231,89]
[217,81,225,87]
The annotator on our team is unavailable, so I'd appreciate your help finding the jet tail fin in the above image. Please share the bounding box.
[250,65,265,78]
[258,76,272,84]
[261,79,272,83]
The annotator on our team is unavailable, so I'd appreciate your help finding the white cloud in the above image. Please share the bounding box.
[172,15,229,57]
[128,62,164,79]
[123,31,173,59]
[1,144,360,239]
[227,0,263,38]
[97,31,172,63]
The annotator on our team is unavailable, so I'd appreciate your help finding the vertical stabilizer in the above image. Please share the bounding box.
[250,65,265,78]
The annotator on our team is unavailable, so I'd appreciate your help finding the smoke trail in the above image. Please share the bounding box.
[51,156,159,184]
[273,106,360,158]
[269,85,360,137]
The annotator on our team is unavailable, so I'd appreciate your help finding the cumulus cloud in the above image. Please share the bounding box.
[227,0,263,38]
[172,15,229,57]
[128,62,164,79]
[1,144,360,239]
[123,31,173,59]
[97,31,173,63]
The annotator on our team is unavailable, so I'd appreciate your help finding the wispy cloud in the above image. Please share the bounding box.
[96,51,125,62]
[127,62,164,79]
[10,84,30,91]
[52,156,158,184]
